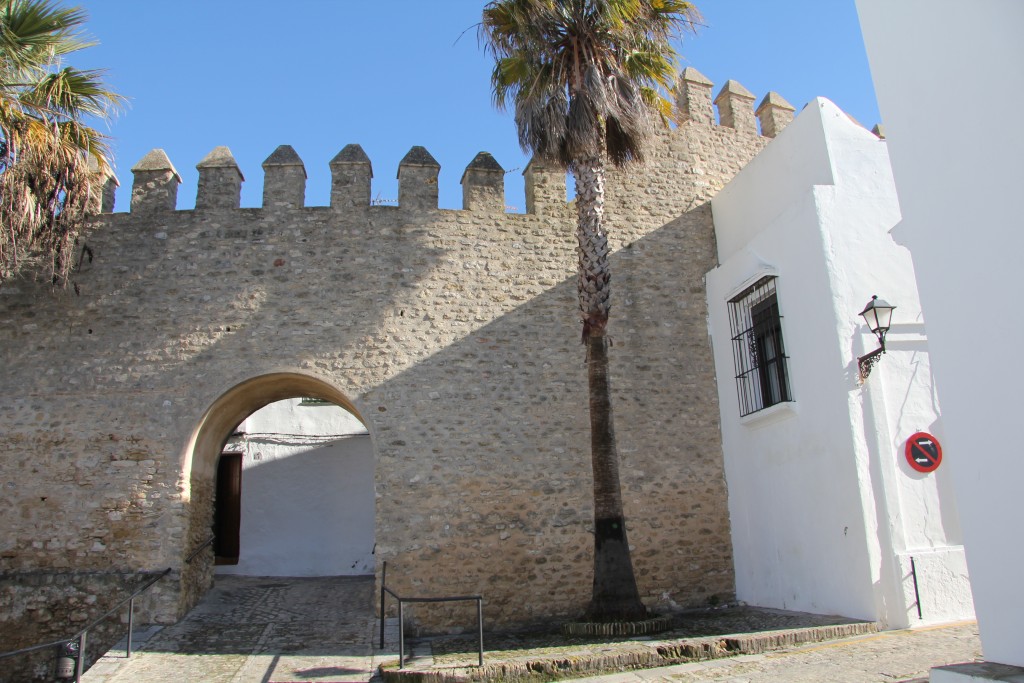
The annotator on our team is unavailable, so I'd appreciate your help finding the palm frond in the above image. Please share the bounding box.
[20,66,123,119]
[481,0,699,168]
[0,0,93,80]
[0,0,120,288]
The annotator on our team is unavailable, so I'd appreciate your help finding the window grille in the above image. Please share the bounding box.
[728,276,792,417]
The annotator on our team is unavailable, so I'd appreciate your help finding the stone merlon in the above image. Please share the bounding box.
[87,156,119,213]
[523,156,567,216]
[755,92,796,138]
[714,80,758,134]
[330,144,373,209]
[398,146,440,210]
[331,143,373,172]
[196,146,244,210]
[461,151,505,213]
[130,148,181,214]
[262,145,306,209]
[676,66,715,126]
[131,148,181,179]
[398,146,441,174]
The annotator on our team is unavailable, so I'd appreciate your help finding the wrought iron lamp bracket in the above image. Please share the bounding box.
[858,346,884,384]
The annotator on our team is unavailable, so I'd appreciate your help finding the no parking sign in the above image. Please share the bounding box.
[905,432,942,473]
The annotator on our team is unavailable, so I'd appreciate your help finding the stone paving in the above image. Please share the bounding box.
[83,575,390,683]
[572,621,981,683]
[81,576,982,683]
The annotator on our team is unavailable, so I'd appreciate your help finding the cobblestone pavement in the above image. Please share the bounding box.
[82,575,981,683]
[572,621,981,683]
[83,575,390,683]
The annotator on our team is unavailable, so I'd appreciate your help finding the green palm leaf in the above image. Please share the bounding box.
[481,0,702,624]
[0,0,122,287]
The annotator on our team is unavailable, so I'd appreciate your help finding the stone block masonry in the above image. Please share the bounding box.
[0,71,780,658]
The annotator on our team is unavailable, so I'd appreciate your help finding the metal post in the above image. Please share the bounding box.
[379,562,387,649]
[910,556,923,619]
[126,596,135,657]
[74,631,87,683]
[476,598,483,667]
[398,600,405,669]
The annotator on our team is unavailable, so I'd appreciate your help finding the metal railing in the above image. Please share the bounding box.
[909,555,923,619]
[0,535,214,681]
[378,562,484,669]
[185,536,215,565]
[0,568,172,682]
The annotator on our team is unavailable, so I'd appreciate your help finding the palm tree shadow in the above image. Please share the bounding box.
[292,665,366,677]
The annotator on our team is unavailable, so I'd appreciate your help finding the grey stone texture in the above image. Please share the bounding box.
[398,146,442,211]
[331,144,373,208]
[196,146,244,210]
[523,157,567,215]
[755,92,796,139]
[129,149,180,214]
[0,81,781,664]
[0,572,164,681]
[714,80,757,134]
[676,68,715,126]
[461,152,505,213]
[262,145,307,209]
[100,175,119,214]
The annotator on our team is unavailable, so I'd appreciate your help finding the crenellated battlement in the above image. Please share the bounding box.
[0,66,810,650]
[111,69,795,217]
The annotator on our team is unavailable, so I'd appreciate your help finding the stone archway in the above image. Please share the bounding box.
[178,372,372,615]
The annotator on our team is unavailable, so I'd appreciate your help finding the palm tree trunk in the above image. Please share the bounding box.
[574,156,647,622]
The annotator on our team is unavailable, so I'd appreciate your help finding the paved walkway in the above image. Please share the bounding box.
[573,621,981,683]
[83,576,981,683]
[83,575,388,683]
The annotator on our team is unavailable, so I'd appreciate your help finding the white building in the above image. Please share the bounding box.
[857,0,1024,677]
[706,97,973,628]
[213,398,375,577]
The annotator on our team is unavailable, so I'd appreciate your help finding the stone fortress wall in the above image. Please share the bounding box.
[0,69,793,665]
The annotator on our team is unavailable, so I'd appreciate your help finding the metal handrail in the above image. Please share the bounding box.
[0,567,172,681]
[378,562,484,669]
[185,536,215,564]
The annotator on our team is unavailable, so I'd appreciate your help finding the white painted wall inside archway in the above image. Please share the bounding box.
[215,398,375,577]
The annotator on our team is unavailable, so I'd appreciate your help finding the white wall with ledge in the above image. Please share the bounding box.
[857,0,1024,672]
[216,398,375,577]
[707,97,972,628]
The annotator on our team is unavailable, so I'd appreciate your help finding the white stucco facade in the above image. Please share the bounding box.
[707,98,972,628]
[215,398,375,577]
[857,0,1024,669]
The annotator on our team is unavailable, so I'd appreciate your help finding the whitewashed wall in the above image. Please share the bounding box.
[216,399,375,576]
[857,0,1024,667]
[707,98,972,627]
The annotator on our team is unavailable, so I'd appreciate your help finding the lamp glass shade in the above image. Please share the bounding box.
[860,295,896,333]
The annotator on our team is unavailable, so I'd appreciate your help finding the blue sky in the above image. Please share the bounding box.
[76,1,879,212]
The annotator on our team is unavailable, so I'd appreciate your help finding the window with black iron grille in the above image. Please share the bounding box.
[728,276,792,417]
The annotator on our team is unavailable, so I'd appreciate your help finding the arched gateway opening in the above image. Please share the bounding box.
[179,372,374,613]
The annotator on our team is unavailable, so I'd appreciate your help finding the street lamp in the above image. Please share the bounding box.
[858,295,896,383]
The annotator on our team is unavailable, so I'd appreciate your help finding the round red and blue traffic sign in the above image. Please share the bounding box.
[905,432,942,473]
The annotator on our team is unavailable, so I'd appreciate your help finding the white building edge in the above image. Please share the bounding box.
[707,97,973,629]
[857,0,1024,678]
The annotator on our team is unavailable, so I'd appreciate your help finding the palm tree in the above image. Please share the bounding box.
[0,0,123,287]
[481,0,700,622]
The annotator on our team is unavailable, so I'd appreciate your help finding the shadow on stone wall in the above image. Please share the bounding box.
[0,198,732,638]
